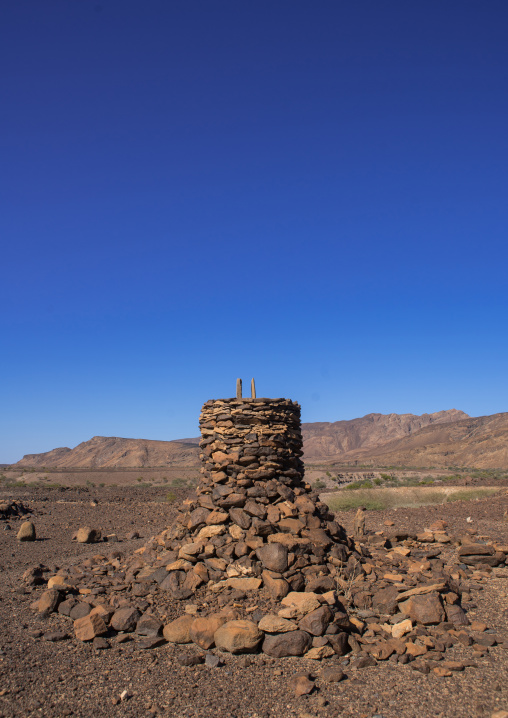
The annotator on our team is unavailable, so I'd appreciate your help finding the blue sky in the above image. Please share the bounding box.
[1,1,507,463]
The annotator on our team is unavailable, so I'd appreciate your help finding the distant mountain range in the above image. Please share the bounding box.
[13,409,508,469]
[11,409,508,470]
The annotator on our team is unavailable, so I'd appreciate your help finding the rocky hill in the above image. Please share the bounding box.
[14,436,200,469]
[301,409,468,461]
[354,412,508,469]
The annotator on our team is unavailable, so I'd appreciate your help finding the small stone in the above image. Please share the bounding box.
[110,607,141,632]
[163,615,195,644]
[47,575,74,591]
[204,653,222,668]
[327,632,350,656]
[93,637,110,649]
[190,614,227,650]
[258,615,298,634]
[69,602,91,620]
[441,661,465,671]
[177,652,205,666]
[262,630,312,657]
[74,613,108,641]
[138,636,166,649]
[298,606,333,636]
[37,589,61,616]
[433,666,452,677]
[471,621,488,632]
[321,666,345,682]
[353,655,377,669]
[214,620,263,654]
[391,619,412,639]
[399,594,445,625]
[257,543,289,573]
[75,527,102,543]
[43,630,68,642]
[136,614,163,637]
[306,645,334,660]
[281,592,321,616]
[288,673,314,696]
[17,521,36,541]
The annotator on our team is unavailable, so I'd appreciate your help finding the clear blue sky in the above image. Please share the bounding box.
[1,1,507,463]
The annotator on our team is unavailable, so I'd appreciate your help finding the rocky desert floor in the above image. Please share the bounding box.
[0,483,507,718]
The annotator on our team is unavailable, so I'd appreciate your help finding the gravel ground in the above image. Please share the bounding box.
[0,484,507,718]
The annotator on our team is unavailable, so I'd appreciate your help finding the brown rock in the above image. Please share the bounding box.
[298,606,333,636]
[163,615,195,644]
[258,615,298,633]
[371,585,399,614]
[280,591,321,616]
[89,605,114,623]
[17,521,36,541]
[327,632,350,656]
[69,602,91,620]
[445,603,469,626]
[226,577,262,591]
[458,544,494,556]
[188,507,210,530]
[110,607,141,632]
[214,620,263,654]
[278,518,305,534]
[262,630,312,657]
[262,571,290,600]
[136,614,163,637]
[400,593,446,625]
[321,666,345,682]
[37,589,61,616]
[257,543,289,573]
[229,508,251,529]
[369,641,395,660]
[288,673,314,696]
[190,614,227,650]
[76,527,102,544]
[206,510,229,525]
[74,613,108,641]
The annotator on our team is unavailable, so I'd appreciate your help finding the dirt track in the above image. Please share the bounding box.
[0,484,507,718]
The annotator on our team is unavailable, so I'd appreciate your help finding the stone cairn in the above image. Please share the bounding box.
[27,382,507,669]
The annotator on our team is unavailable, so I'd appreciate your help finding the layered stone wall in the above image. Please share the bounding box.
[198,398,305,491]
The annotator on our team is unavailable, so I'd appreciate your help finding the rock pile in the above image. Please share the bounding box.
[25,396,508,670]
[0,499,31,521]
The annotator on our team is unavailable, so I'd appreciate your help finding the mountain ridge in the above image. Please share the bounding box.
[13,407,506,469]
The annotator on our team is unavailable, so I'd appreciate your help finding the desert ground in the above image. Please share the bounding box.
[0,474,507,718]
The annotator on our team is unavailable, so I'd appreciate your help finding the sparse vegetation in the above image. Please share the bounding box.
[325,486,501,512]
[313,479,327,490]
